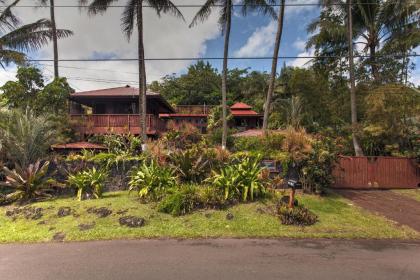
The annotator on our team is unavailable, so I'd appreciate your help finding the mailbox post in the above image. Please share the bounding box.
[287,180,302,208]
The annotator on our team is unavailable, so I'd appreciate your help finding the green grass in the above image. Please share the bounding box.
[0,191,418,243]
[393,189,420,202]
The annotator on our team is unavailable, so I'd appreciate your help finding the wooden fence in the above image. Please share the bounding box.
[332,156,420,189]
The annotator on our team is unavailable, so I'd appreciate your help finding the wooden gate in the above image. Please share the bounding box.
[332,156,420,189]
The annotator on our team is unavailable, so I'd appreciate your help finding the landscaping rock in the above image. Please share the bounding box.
[57,207,73,217]
[87,207,112,218]
[52,232,66,242]
[119,216,145,228]
[5,207,43,220]
[78,223,96,231]
[226,213,234,220]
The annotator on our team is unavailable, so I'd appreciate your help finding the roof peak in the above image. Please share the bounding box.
[231,102,252,110]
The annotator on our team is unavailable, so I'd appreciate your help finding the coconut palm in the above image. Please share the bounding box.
[0,0,72,69]
[190,0,277,149]
[263,0,285,132]
[81,0,184,145]
[38,0,72,78]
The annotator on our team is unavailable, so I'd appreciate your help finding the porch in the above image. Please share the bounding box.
[70,114,166,136]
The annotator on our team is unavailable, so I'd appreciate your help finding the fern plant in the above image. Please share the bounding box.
[128,160,177,201]
[67,167,108,201]
[0,161,58,204]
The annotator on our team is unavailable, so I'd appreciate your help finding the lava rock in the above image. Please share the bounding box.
[119,216,145,228]
[87,207,112,218]
[52,232,66,242]
[57,207,72,217]
[78,223,96,231]
[226,213,234,220]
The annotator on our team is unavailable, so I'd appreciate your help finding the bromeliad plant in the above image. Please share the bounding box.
[169,148,209,183]
[67,167,108,201]
[207,155,267,202]
[128,160,177,201]
[0,161,58,204]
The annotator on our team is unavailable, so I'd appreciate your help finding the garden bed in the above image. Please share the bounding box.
[0,191,418,243]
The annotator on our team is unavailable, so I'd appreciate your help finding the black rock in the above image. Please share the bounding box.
[226,213,234,220]
[87,207,112,218]
[57,207,72,217]
[78,223,95,231]
[52,232,66,242]
[119,216,145,228]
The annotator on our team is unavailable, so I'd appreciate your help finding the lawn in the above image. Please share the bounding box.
[393,189,420,202]
[0,191,418,243]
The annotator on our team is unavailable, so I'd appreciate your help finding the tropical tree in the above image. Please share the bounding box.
[0,0,72,68]
[263,0,285,132]
[190,0,277,149]
[38,0,72,78]
[82,0,184,145]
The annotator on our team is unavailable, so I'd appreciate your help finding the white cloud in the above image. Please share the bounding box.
[289,48,315,68]
[410,71,420,86]
[285,0,318,18]
[293,38,306,51]
[0,0,220,91]
[234,21,276,57]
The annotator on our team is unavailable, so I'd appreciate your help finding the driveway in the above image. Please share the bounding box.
[337,190,420,231]
[1,239,420,280]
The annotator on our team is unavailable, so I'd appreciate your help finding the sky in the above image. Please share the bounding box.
[0,0,419,91]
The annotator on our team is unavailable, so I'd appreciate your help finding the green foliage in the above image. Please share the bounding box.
[277,204,318,226]
[233,133,285,159]
[0,67,73,115]
[207,155,267,202]
[128,160,177,201]
[0,161,58,204]
[199,186,225,209]
[164,122,202,150]
[0,109,57,167]
[206,127,235,148]
[157,185,202,216]
[300,137,339,193]
[67,167,108,201]
[169,148,209,183]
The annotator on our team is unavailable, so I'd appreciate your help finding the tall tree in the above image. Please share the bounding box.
[347,0,363,155]
[263,0,285,132]
[190,0,276,149]
[38,0,69,78]
[83,0,184,145]
[0,0,72,68]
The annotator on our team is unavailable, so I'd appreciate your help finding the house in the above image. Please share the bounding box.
[69,86,263,136]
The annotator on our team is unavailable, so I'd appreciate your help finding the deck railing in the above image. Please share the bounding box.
[70,114,166,135]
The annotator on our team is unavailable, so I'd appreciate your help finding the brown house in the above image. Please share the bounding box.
[69,86,263,136]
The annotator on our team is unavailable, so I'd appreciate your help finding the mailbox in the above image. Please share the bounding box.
[287,179,302,189]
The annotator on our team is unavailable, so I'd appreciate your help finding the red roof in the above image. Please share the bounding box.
[230,102,252,110]
[231,110,261,116]
[51,142,107,150]
[71,85,160,98]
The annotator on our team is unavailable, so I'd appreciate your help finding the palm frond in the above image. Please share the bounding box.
[0,49,25,68]
[0,0,20,32]
[146,0,185,21]
[121,0,138,39]
[241,0,277,20]
[88,0,118,15]
[190,0,218,28]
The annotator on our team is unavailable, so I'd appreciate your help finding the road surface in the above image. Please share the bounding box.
[1,239,420,280]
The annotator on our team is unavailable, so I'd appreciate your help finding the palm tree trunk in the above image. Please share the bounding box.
[50,0,59,78]
[137,1,148,146]
[348,0,363,156]
[263,0,285,132]
[221,0,232,149]
[369,43,379,82]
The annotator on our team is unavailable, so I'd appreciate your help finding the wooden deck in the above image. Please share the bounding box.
[70,114,166,135]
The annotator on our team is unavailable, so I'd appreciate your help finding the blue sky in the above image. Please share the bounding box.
[0,0,418,90]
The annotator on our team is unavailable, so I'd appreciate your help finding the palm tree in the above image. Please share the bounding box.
[263,0,285,132]
[38,0,70,78]
[82,0,184,145]
[190,0,276,149]
[0,0,72,68]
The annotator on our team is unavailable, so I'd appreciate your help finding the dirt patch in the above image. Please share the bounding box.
[337,190,420,232]
[5,207,43,220]
[87,207,112,218]
[78,223,96,231]
[119,216,145,228]
[52,232,66,242]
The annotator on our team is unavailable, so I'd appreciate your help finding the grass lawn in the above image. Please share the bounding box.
[393,189,420,203]
[0,191,418,243]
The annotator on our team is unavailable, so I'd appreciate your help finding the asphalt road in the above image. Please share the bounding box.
[1,239,420,280]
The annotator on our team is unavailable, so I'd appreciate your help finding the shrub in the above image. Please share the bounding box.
[207,155,267,202]
[199,186,225,209]
[157,185,202,216]
[0,161,59,204]
[233,132,285,159]
[169,148,210,183]
[282,127,312,164]
[277,204,318,226]
[67,167,108,201]
[128,160,177,201]
[164,121,202,149]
